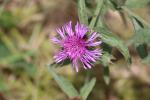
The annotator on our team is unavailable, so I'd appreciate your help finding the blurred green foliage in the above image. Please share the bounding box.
[0,0,150,100]
[0,11,17,29]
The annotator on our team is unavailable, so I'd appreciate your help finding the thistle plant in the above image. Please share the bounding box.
[52,21,102,72]
[48,0,150,100]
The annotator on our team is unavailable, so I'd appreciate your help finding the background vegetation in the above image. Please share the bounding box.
[0,0,150,100]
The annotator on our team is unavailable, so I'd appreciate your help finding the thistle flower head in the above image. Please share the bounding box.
[52,21,102,72]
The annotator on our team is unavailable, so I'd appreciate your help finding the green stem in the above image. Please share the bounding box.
[89,0,104,29]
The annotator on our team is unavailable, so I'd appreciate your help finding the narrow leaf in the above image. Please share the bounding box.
[125,0,150,8]
[100,52,114,66]
[131,17,144,30]
[130,28,150,45]
[0,51,34,65]
[80,78,96,100]
[99,52,112,85]
[0,78,8,92]
[95,27,131,64]
[78,0,89,25]
[89,0,104,28]
[143,55,150,66]
[129,15,149,59]
[109,0,126,8]
[48,65,79,98]
[122,6,150,28]
[103,66,110,85]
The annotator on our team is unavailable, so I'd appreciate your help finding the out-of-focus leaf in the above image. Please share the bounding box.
[100,52,114,66]
[129,15,149,59]
[103,66,110,85]
[0,32,18,54]
[48,65,79,98]
[0,78,8,92]
[122,6,150,28]
[109,0,126,8]
[78,0,89,25]
[59,59,71,67]
[125,0,150,8]
[0,40,11,58]
[95,27,131,64]
[12,61,37,77]
[10,28,27,46]
[0,50,36,77]
[136,44,148,59]
[80,78,96,100]
[0,51,34,65]
[130,28,150,45]
[102,43,112,54]
[0,11,16,29]
[89,0,104,28]
[143,55,150,66]
[131,17,144,30]
[99,52,113,85]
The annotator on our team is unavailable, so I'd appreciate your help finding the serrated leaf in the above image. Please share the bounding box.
[80,78,96,100]
[78,0,89,25]
[125,0,150,8]
[95,27,131,63]
[48,65,79,98]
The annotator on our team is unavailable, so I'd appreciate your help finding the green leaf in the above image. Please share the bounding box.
[48,65,79,98]
[0,51,34,65]
[80,78,96,100]
[95,27,131,63]
[131,16,144,30]
[99,52,112,85]
[129,16,149,59]
[0,40,11,58]
[109,0,126,8]
[0,10,16,29]
[121,6,150,28]
[143,55,150,66]
[103,66,110,85]
[100,52,114,66]
[78,0,89,25]
[0,78,8,92]
[12,61,37,77]
[125,0,150,8]
[130,28,150,45]
[0,32,18,54]
[136,44,148,59]
[89,0,104,28]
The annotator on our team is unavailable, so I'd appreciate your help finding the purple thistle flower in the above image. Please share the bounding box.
[51,21,102,72]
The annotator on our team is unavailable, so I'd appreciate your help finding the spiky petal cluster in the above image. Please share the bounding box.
[52,21,102,72]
